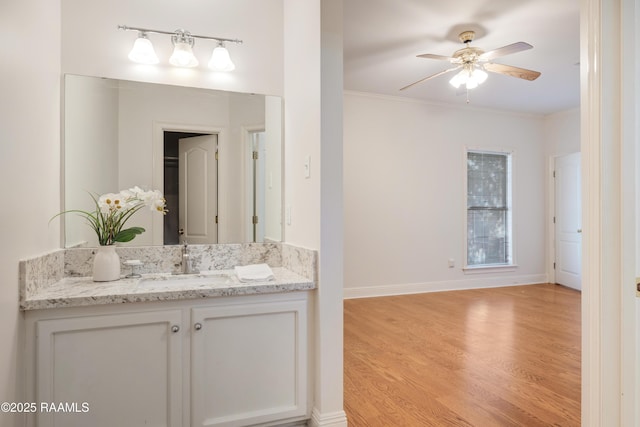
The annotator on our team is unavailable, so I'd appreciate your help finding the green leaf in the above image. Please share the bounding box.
[114,226,146,243]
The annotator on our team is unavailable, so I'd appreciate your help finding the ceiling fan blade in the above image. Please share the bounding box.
[484,62,541,81]
[479,42,533,61]
[416,53,454,61]
[399,66,460,91]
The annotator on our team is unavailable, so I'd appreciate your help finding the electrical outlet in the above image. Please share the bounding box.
[448,258,455,268]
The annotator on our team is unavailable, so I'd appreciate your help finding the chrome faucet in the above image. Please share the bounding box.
[180,238,196,274]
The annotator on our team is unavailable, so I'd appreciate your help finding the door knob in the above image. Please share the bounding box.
[194,322,202,331]
[171,325,180,333]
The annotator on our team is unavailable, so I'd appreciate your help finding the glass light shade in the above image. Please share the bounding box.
[470,69,488,85]
[449,69,469,89]
[208,45,235,71]
[128,35,159,65]
[449,67,488,89]
[465,78,479,90]
[169,42,199,67]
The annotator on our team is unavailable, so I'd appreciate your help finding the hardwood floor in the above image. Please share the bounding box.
[344,284,581,426]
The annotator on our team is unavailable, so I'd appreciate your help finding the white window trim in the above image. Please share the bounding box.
[463,147,516,272]
[462,264,518,274]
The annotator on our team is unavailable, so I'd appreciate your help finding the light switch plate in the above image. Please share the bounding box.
[304,155,311,178]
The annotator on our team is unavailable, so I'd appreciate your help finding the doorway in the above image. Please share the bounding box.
[163,131,218,245]
[554,152,582,290]
[245,130,266,242]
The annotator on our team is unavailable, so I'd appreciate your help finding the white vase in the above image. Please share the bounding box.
[93,245,121,282]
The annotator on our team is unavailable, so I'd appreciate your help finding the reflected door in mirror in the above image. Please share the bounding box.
[164,132,219,245]
[178,134,218,244]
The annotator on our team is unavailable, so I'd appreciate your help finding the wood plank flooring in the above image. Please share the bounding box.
[344,284,581,426]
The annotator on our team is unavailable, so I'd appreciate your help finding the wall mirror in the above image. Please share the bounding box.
[63,74,283,248]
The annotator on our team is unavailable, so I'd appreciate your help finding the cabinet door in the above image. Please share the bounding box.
[191,297,308,427]
[36,310,183,427]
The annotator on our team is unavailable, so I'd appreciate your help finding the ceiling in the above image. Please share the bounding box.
[343,0,580,115]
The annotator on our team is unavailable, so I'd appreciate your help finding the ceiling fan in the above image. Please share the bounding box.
[400,30,541,92]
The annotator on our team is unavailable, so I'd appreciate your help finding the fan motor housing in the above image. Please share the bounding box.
[452,46,484,64]
[458,30,476,44]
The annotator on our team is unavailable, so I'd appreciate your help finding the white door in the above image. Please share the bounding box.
[179,134,218,244]
[555,152,582,290]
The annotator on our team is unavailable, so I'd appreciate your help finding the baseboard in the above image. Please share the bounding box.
[308,408,348,427]
[343,274,548,299]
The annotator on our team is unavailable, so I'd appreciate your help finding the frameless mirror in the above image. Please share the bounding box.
[63,74,282,247]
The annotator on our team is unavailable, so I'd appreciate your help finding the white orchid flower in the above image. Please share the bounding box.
[98,193,123,212]
[56,186,167,246]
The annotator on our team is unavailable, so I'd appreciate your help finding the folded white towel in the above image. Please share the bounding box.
[234,263,275,282]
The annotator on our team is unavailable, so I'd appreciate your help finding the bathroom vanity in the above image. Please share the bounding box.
[20,243,316,427]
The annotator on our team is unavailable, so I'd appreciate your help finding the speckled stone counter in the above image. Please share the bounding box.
[21,267,314,310]
[20,243,317,311]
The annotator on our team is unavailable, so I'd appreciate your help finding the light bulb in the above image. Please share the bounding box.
[128,33,159,65]
[470,68,488,86]
[170,31,198,68]
[449,67,488,90]
[170,42,198,67]
[208,44,235,71]
[466,79,479,89]
[449,69,468,89]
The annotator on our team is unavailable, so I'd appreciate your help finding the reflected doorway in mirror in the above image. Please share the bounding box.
[163,131,219,245]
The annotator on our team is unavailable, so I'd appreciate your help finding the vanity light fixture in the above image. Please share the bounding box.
[119,25,242,71]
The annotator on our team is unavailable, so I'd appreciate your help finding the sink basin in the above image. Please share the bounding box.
[137,272,234,289]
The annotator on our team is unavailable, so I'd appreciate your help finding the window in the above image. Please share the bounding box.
[466,150,512,267]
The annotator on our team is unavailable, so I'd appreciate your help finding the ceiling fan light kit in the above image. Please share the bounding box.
[400,30,541,96]
[449,66,488,89]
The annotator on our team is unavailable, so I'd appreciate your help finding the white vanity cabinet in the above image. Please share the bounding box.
[30,309,184,427]
[191,298,308,427]
[25,292,310,427]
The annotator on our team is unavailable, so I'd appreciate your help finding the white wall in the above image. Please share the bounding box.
[0,1,61,426]
[228,92,267,242]
[623,0,640,419]
[543,108,580,156]
[542,109,580,283]
[283,1,321,248]
[343,92,547,297]
[283,1,346,425]
[283,1,348,424]
[264,96,284,242]
[64,76,119,246]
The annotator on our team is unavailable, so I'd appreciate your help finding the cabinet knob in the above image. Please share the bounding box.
[171,325,180,333]
[194,322,202,331]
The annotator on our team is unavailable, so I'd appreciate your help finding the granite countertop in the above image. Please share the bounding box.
[21,267,315,311]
